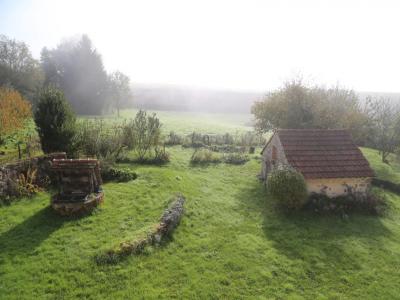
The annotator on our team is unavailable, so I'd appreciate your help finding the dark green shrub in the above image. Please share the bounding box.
[101,167,137,182]
[34,87,77,155]
[190,149,221,164]
[267,166,308,209]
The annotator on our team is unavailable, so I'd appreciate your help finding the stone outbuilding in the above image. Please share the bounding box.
[260,129,374,197]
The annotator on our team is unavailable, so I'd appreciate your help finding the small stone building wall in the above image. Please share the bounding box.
[306,177,372,197]
[261,134,287,179]
[0,153,66,198]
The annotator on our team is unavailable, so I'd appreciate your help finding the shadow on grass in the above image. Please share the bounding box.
[235,180,392,269]
[0,206,67,258]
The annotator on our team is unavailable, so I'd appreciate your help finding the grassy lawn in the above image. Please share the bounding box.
[1,112,400,299]
[361,147,400,184]
[1,145,400,299]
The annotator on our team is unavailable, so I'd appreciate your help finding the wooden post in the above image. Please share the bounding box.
[17,143,22,159]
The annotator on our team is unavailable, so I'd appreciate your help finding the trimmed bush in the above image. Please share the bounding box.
[222,152,249,165]
[190,149,221,164]
[34,87,77,155]
[101,167,137,182]
[267,166,308,209]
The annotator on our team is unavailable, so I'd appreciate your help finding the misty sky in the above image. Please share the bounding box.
[1,0,400,92]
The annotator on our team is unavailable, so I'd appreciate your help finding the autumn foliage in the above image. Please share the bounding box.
[0,87,32,137]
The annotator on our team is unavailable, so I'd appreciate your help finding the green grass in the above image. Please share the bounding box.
[0,119,41,164]
[361,147,400,184]
[1,145,400,299]
[91,109,253,135]
[1,111,400,299]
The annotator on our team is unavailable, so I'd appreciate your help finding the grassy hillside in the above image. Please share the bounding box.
[1,111,400,299]
[1,150,400,298]
[361,147,400,184]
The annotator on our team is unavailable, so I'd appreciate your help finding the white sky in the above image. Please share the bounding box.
[1,0,400,92]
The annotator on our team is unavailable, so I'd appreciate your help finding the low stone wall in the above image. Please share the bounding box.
[96,194,185,264]
[0,153,66,199]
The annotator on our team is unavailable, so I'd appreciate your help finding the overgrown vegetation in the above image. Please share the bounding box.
[0,87,32,145]
[306,190,388,216]
[77,119,124,161]
[267,166,308,210]
[0,167,41,206]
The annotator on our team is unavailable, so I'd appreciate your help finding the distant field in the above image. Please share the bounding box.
[91,109,254,135]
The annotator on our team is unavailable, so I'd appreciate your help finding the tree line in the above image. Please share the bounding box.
[251,79,400,162]
[0,34,131,115]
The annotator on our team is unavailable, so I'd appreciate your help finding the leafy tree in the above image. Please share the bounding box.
[251,79,370,144]
[366,97,400,163]
[0,35,43,100]
[267,166,308,210]
[0,87,32,143]
[34,87,77,154]
[40,35,108,115]
[108,71,132,117]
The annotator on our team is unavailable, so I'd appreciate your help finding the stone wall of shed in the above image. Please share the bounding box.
[261,134,288,179]
[306,177,372,198]
[0,153,66,199]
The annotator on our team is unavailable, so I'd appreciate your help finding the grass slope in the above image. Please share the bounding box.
[361,147,400,184]
[1,147,400,299]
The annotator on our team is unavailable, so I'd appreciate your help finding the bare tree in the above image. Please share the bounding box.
[367,97,400,163]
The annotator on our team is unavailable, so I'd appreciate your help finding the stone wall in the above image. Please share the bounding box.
[0,153,66,199]
[96,195,185,264]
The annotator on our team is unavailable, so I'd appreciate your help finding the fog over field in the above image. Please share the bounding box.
[132,83,400,113]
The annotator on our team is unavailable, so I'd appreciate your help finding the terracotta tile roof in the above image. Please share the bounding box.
[277,129,374,179]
